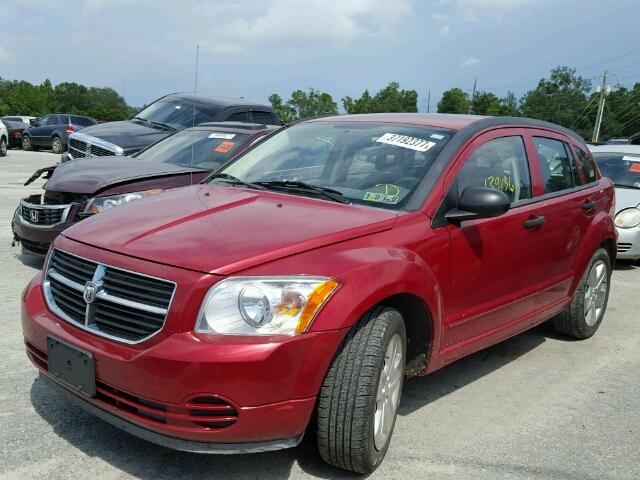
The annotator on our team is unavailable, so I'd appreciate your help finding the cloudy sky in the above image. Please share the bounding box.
[1,0,639,109]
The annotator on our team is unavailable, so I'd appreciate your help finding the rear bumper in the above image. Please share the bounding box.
[616,226,640,260]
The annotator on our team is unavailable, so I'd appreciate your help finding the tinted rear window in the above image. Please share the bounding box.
[71,116,96,126]
[251,111,277,125]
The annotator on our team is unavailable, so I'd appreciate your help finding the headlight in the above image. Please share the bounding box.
[84,189,163,214]
[615,207,640,229]
[196,276,339,336]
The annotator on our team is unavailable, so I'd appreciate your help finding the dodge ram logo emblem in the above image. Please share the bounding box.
[30,210,39,223]
[83,281,102,304]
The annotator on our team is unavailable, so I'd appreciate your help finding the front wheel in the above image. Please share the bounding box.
[317,306,406,474]
[0,137,6,157]
[51,136,64,154]
[552,247,611,339]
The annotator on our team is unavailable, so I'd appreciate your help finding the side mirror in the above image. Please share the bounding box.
[445,186,511,223]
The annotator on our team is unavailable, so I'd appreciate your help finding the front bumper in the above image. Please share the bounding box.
[12,196,81,255]
[22,272,347,447]
[616,225,640,260]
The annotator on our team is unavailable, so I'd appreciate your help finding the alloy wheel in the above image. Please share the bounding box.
[583,259,608,327]
[373,333,403,451]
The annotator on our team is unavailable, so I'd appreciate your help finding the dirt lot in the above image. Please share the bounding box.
[1,149,639,480]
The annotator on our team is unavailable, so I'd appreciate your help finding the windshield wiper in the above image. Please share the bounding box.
[132,117,176,131]
[256,180,351,204]
[209,173,266,190]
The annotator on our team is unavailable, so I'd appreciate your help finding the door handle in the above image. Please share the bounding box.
[524,216,545,230]
[582,200,598,212]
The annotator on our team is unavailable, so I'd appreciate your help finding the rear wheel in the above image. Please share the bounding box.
[51,136,64,154]
[552,248,611,339]
[22,135,33,151]
[317,306,405,474]
[0,137,6,157]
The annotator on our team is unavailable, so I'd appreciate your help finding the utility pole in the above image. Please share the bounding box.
[469,77,477,114]
[592,71,610,143]
[194,45,200,94]
[427,89,431,113]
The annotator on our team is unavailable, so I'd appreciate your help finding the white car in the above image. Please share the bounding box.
[589,144,640,261]
[0,120,8,157]
[1,115,38,125]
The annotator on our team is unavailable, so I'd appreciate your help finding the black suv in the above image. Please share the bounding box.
[22,114,97,153]
[64,93,280,161]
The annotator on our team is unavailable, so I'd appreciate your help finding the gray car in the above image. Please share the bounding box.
[589,144,640,260]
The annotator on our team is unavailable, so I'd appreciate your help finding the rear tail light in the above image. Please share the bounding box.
[65,124,74,134]
[11,130,22,137]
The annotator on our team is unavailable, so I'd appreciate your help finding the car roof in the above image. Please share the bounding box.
[308,113,487,130]
[588,144,640,154]
[165,93,271,108]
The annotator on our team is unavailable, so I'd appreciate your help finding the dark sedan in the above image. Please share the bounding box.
[22,114,97,153]
[13,122,278,255]
[1,118,30,148]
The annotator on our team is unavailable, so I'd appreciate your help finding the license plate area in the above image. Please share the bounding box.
[47,336,96,397]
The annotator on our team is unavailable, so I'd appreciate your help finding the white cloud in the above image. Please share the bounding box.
[461,56,479,67]
[189,0,413,55]
[432,13,448,21]
[439,25,450,35]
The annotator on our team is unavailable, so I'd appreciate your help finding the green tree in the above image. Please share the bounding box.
[520,66,591,137]
[286,88,338,119]
[268,93,296,124]
[342,82,418,113]
[437,87,470,113]
[471,91,501,115]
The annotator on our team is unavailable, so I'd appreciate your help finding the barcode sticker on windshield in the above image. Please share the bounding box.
[376,133,436,152]
[209,133,236,139]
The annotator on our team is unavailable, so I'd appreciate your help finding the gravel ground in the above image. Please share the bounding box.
[1,149,639,480]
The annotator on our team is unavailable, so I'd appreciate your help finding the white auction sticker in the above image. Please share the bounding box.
[622,155,640,161]
[208,133,236,139]
[376,133,436,152]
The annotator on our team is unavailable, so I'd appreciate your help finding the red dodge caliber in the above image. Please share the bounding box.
[22,114,616,473]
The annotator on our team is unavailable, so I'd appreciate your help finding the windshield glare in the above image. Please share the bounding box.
[215,121,452,209]
[135,130,249,170]
[593,153,640,189]
[134,98,221,130]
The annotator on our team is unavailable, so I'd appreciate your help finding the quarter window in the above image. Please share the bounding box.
[534,137,575,193]
[251,111,276,125]
[575,147,598,183]
[456,136,532,203]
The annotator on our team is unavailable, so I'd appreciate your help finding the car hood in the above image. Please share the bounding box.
[62,184,398,275]
[79,120,172,151]
[614,187,640,211]
[45,157,204,194]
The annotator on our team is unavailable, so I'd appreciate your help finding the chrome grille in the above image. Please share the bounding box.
[618,243,632,253]
[69,138,88,158]
[44,249,176,343]
[21,202,69,226]
[90,144,115,156]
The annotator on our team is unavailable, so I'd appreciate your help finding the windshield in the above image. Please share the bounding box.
[134,97,221,130]
[593,153,640,189]
[211,121,452,209]
[135,130,250,170]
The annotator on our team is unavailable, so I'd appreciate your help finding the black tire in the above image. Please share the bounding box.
[552,248,611,339]
[317,306,406,474]
[22,135,33,151]
[51,136,64,154]
[0,137,6,157]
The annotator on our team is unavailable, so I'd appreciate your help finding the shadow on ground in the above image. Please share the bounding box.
[29,323,561,479]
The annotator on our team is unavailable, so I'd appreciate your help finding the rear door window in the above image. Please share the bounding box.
[225,111,249,122]
[456,135,532,204]
[533,137,575,193]
[251,111,277,125]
